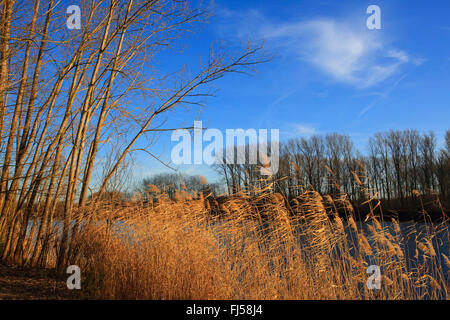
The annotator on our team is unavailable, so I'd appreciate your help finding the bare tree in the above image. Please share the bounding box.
[0,0,268,270]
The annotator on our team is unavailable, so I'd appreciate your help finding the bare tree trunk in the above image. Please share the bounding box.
[0,0,14,219]
[1,0,40,261]
[57,2,116,270]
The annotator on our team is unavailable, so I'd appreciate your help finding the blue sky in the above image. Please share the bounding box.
[130,0,450,184]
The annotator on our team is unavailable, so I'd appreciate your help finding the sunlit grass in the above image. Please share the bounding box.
[71,189,449,300]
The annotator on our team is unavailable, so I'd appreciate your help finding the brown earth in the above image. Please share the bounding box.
[0,262,84,300]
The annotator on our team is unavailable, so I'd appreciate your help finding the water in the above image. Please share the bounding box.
[355,221,449,275]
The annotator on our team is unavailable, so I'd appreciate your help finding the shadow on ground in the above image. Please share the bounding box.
[0,263,84,300]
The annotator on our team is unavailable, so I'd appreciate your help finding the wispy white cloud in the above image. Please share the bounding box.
[293,123,317,136]
[358,72,409,118]
[282,123,318,138]
[262,20,411,88]
[216,9,418,88]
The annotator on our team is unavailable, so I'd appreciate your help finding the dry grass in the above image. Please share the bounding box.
[71,191,449,300]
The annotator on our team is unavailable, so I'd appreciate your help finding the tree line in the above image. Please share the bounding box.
[140,172,223,200]
[214,129,450,210]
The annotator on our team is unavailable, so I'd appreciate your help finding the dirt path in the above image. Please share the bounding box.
[0,262,83,299]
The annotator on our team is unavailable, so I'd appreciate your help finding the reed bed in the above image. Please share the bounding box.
[71,190,449,300]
